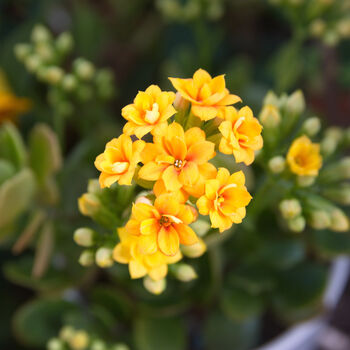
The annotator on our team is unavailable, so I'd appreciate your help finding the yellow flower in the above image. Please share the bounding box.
[113,227,182,280]
[196,168,252,232]
[169,69,241,121]
[95,134,145,188]
[122,85,176,139]
[219,106,263,165]
[287,135,322,176]
[138,122,216,194]
[125,193,198,256]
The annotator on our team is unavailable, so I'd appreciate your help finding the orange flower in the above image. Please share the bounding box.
[113,227,182,281]
[122,85,176,139]
[95,134,145,188]
[169,69,241,121]
[196,168,252,232]
[219,106,263,165]
[287,135,322,176]
[125,193,198,256]
[138,122,216,193]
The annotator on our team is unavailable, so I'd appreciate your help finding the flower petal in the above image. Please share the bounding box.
[158,226,180,256]
[173,223,198,245]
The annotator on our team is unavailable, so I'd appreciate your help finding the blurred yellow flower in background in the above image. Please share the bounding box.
[287,135,322,176]
[95,134,145,187]
[169,69,241,121]
[122,85,176,139]
[219,106,263,165]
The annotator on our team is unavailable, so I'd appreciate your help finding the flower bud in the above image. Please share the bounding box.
[91,340,106,350]
[74,58,95,80]
[61,74,77,92]
[78,193,100,216]
[285,90,305,116]
[47,338,64,350]
[35,43,55,62]
[310,19,326,37]
[190,220,210,237]
[337,18,350,38]
[321,137,338,157]
[88,179,102,194]
[322,184,350,205]
[74,228,94,247]
[308,210,331,230]
[279,199,302,219]
[14,43,32,61]
[288,215,306,233]
[268,156,285,174]
[259,104,281,128]
[173,264,197,282]
[135,195,153,205]
[68,330,89,350]
[325,127,343,142]
[330,209,349,232]
[95,247,114,268]
[143,276,166,295]
[319,157,350,182]
[111,344,130,350]
[263,91,279,106]
[302,117,321,137]
[59,326,75,342]
[25,54,42,73]
[174,92,190,112]
[44,66,64,85]
[78,250,95,267]
[31,24,52,43]
[324,30,339,46]
[56,32,74,54]
[181,238,207,258]
[297,176,316,187]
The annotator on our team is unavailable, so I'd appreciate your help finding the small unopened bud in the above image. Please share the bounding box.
[297,176,316,187]
[181,238,207,258]
[56,32,74,53]
[35,43,54,62]
[78,250,95,267]
[302,117,321,137]
[61,74,77,91]
[324,30,339,46]
[286,90,305,116]
[310,19,326,37]
[74,58,95,80]
[78,193,100,216]
[31,24,52,43]
[68,330,89,350]
[25,54,41,73]
[143,276,166,295]
[263,91,279,106]
[288,215,306,233]
[74,228,94,247]
[48,338,64,350]
[268,156,285,174]
[174,92,190,111]
[135,196,153,205]
[174,264,197,282]
[279,199,302,219]
[44,66,64,85]
[308,210,331,230]
[59,326,75,342]
[337,19,350,38]
[323,184,350,205]
[321,137,338,157]
[259,104,281,128]
[111,344,130,350]
[14,43,32,61]
[95,247,114,268]
[325,127,343,142]
[87,179,102,194]
[91,340,106,350]
[330,209,350,232]
[190,220,210,237]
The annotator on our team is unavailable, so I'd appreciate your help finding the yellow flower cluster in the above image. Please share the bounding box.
[95,69,263,282]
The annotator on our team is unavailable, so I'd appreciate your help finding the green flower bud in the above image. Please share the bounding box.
[79,250,95,267]
[74,228,94,247]
[259,104,281,128]
[268,156,285,174]
[87,179,102,194]
[14,43,32,61]
[190,219,211,237]
[319,157,350,182]
[285,90,305,116]
[91,340,106,350]
[95,247,114,268]
[308,210,331,230]
[68,330,89,350]
[35,42,55,62]
[173,263,197,282]
[59,326,75,342]
[288,215,306,233]
[310,19,326,37]
[302,117,321,137]
[31,24,52,43]
[279,199,302,219]
[297,175,316,187]
[263,90,279,107]
[325,127,343,142]
[56,32,74,54]
[173,92,190,113]
[61,74,77,92]
[47,338,64,350]
[324,30,339,46]
[330,209,349,232]
[44,66,64,85]
[143,276,166,295]
[337,18,350,38]
[321,137,338,157]
[25,54,42,73]
[181,239,207,258]
[322,184,350,205]
[74,58,95,80]
[78,193,101,216]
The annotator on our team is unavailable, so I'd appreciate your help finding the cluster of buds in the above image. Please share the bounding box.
[156,0,224,22]
[259,90,350,234]
[77,69,263,294]
[15,24,115,117]
[47,326,129,350]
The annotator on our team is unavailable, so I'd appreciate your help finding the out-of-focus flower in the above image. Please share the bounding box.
[143,276,166,294]
[287,135,322,176]
[196,168,252,232]
[139,122,216,194]
[113,227,182,280]
[95,134,145,187]
[268,156,285,174]
[68,330,89,350]
[95,247,114,268]
[122,85,176,139]
[279,199,302,219]
[74,228,94,247]
[288,215,306,233]
[219,106,263,165]
[169,69,241,121]
[125,193,198,256]
[78,250,94,266]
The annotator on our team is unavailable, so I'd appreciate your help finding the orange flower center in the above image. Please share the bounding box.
[159,215,172,227]
[174,159,185,169]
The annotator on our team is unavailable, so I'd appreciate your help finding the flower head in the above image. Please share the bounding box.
[113,227,181,281]
[196,168,252,232]
[287,135,322,176]
[169,69,241,121]
[95,134,145,187]
[125,193,198,256]
[138,122,216,194]
[219,106,263,165]
[122,85,176,139]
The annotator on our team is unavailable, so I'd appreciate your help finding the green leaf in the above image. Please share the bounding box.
[311,230,350,258]
[0,168,36,229]
[0,122,26,169]
[13,298,77,347]
[29,124,62,183]
[0,159,16,185]
[134,316,186,350]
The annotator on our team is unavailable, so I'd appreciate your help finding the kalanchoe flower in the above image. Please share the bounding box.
[139,122,216,195]
[287,135,322,176]
[113,227,182,280]
[94,134,145,187]
[219,106,263,165]
[196,168,252,232]
[122,85,176,139]
[169,69,241,121]
[125,193,198,256]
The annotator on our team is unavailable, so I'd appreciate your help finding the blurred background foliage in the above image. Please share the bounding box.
[0,0,350,349]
